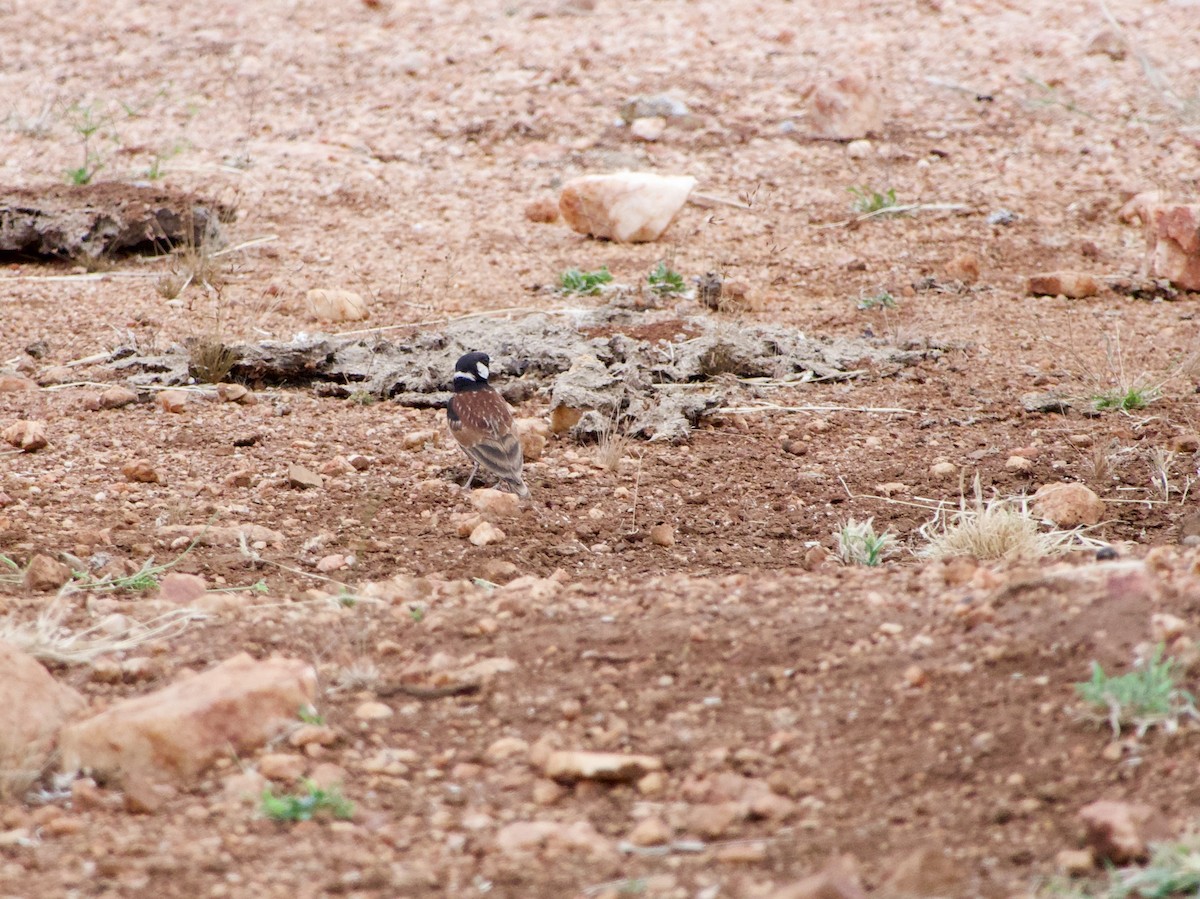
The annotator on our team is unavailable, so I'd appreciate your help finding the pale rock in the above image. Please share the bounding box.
[496,820,558,855]
[1056,847,1095,876]
[157,390,188,413]
[1032,482,1105,527]
[559,172,696,243]
[121,459,161,484]
[543,750,663,784]
[305,289,370,322]
[157,572,207,604]
[0,375,35,392]
[687,802,745,838]
[1151,613,1187,643]
[98,386,138,409]
[637,771,667,796]
[469,521,506,546]
[845,139,873,159]
[259,752,306,781]
[319,456,357,476]
[0,642,87,796]
[308,762,346,789]
[402,429,439,450]
[287,464,324,490]
[806,74,883,140]
[222,769,268,803]
[354,701,393,720]
[627,817,671,846]
[649,523,676,547]
[515,417,548,461]
[470,488,522,518]
[1027,271,1100,298]
[879,846,966,898]
[289,724,337,748]
[619,94,690,122]
[22,553,71,592]
[1005,455,1034,473]
[485,736,530,762]
[1137,203,1200,290]
[316,553,348,573]
[1079,799,1169,864]
[58,653,316,786]
[524,197,560,223]
[1085,28,1126,59]
[216,382,254,404]
[532,778,566,806]
[2,420,48,451]
[929,461,958,480]
[770,854,867,899]
[629,116,667,141]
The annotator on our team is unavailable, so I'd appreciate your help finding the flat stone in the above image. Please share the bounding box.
[1027,271,1100,298]
[22,553,71,592]
[542,750,663,784]
[59,653,316,787]
[287,464,324,490]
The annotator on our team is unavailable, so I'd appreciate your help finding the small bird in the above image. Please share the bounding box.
[446,351,529,498]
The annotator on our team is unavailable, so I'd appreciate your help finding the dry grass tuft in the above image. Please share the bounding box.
[188,336,238,384]
[592,417,630,473]
[0,598,202,665]
[920,477,1105,562]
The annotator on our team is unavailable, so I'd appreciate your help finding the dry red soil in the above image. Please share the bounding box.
[2,0,1200,896]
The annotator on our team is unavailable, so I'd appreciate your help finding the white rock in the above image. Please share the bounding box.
[629,116,667,141]
[305,289,370,323]
[559,172,696,243]
[469,521,506,546]
[470,488,522,518]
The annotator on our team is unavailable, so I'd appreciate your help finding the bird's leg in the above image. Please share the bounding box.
[463,462,478,491]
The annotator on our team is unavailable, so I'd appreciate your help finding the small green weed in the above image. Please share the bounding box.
[63,102,110,185]
[855,290,897,311]
[71,560,162,593]
[847,185,901,216]
[348,389,376,406]
[409,605,426,623]
[558,266,613,296]
[1091,385,1160,413]
[261,780,353,822]
[835,517,896,566]
[647,261,686,296]
[0,554,21,585]
[1075,645,1198,737]
[297,706,324,725]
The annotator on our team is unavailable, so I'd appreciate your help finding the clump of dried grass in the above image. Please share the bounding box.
[919,477,1105,562]
[592,416,630,473]
[0,598,202,665]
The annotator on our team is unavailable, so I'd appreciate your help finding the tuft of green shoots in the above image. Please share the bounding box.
[835,517,897,566]
[261,780,353,822]
[297,706,324,725]
[855,290,896,311]
[847,185,901,215]
[558,266,613,296]
[1091,386,1160,413]
[1075,645,1197,737]
[647,261,686,296]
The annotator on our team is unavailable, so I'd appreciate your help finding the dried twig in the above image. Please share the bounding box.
[720,403,918,415]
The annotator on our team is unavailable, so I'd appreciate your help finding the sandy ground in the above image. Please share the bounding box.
[2,0,1200,896]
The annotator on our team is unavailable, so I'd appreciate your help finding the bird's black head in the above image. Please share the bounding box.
[453,351,491,391]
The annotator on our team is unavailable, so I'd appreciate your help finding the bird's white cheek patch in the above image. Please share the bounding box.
[477,363,489,381]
